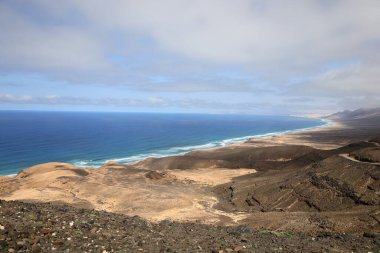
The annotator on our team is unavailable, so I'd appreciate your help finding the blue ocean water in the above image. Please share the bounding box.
[0,111,325,176]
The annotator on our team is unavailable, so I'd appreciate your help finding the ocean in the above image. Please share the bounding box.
[0,111,325,176]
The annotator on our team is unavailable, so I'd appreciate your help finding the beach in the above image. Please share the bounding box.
[0,111,325,175]
[0,109,379,252]
[0,109,379,234]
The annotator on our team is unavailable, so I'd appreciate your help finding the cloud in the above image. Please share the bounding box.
[3,1,380,71]
[0,3,107,72]
[137,77,271,93]
[289,62,380,97]
[0,92,282,114]
[0,1,379,112]
[72,0,380,69]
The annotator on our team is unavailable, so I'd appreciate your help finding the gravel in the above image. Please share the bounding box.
[0,200,378,252]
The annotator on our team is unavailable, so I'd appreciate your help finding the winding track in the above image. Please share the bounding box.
[339,141,380,165]
[367,140,380,147]
[339,153,380,165]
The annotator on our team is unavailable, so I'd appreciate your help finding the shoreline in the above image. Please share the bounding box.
[243,118,346,150]
[0,113,379,234]
[80,117,332,167]
[3,117,332,177]
[102,117,335,167]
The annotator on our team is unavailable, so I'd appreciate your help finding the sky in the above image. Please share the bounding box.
[0,0,380,115]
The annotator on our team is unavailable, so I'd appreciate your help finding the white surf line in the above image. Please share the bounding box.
[74,118,328,168]
[2,173,17,178]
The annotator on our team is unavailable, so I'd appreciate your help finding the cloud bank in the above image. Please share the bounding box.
[0,0,379,114]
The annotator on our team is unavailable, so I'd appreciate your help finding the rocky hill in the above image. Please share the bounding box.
[327,107,380,125]
[0,200,378,253]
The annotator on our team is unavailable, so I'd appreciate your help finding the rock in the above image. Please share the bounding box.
[41,228,51,234]
[90,227,97,234]
[16,240,25,246]
[233,246,242,251]
[235,225,254,234]
[145,171,165,180]
[31,245,42,253]
[0,199,377,252]
[100,232,112,240]
[0,239,7,248]
[160,219,174,226]
[363,232,380,239]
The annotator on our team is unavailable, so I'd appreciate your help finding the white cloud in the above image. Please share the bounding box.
[0,92,289,114]
[0,0,380,113]
[292,62,380,97]
[3,0,380,71]
[0,3,107,71]
[72,0,380,69]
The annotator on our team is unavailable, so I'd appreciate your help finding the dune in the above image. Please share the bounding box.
[1,139,379,233]
[0,160,257,225]
[0,108,380,235]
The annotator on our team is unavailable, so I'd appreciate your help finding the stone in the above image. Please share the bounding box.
[233,246,242,251]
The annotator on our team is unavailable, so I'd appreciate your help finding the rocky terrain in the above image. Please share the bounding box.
[1,138,379,235]
[327,107,380,122]
[349,139,380,163]
[214,141,380,233]
[0,108,380,252]
[0,160,257,225]
[136,139,380,233]
[0,200,378,253]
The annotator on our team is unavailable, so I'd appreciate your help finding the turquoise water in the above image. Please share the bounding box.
[0,111,325,175]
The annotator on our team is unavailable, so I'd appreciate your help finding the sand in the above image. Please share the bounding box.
[0,112,379,234]
[0,162,256,225]
[243,120,348,149]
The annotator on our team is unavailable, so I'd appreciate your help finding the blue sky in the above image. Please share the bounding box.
[0,0,380,115]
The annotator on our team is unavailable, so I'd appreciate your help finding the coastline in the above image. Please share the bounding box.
[77,117,331,168]
[104,117,335,167]
[243,118,346,150]
[0,112,379,235]
[3,117,332,177]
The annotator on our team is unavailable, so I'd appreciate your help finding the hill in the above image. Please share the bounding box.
[0,200,378,252]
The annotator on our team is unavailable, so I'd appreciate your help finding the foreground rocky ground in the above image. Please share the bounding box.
[0,200,379,253]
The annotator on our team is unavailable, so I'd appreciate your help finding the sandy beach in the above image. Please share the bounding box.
[0,111,379,235]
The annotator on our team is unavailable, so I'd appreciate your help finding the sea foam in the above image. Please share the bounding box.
[73,119,330,168]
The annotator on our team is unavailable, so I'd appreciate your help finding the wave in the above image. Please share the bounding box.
[72,119,329,168]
